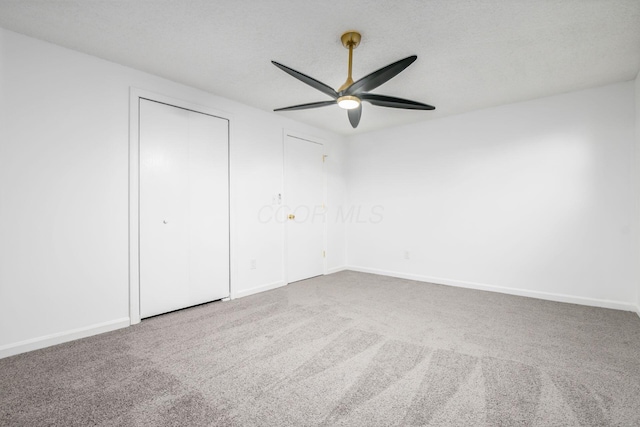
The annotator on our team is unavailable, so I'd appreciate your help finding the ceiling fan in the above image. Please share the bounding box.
[272,31,435,129]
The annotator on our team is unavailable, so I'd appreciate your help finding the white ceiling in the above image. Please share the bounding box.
[1,0,639,135]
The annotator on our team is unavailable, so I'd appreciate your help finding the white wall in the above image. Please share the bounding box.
[346,82,638,309]
[636,71,640,312]
[0,28,347,357]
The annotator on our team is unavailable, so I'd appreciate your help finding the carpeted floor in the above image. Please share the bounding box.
[2,271,640,426]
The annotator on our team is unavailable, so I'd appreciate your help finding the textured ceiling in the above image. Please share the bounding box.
[1,0,639,135]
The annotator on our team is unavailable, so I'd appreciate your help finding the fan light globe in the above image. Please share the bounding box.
[337,96,360,110]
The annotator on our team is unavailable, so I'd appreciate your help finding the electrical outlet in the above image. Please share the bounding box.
[250,259,257,270]
[404,251,410,260]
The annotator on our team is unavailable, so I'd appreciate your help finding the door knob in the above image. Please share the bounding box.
[288,214,295,220]
[163,220,168,224]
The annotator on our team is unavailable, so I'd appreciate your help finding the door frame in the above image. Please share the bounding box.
[128,88,233,325]
[282,129,327,285]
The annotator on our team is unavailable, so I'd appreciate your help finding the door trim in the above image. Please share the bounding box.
[282,129,327,285]
[129,88,233,325]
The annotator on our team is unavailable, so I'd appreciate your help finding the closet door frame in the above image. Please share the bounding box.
[128,88,233,325]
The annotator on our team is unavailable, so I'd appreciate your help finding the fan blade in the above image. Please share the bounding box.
[272,61,338,99]
[274,100,336,111]
[360,93,435,110]
[348,105,362,128]
[345,56,417,95]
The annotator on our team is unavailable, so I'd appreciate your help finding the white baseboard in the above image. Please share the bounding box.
[0,317,130,360]
[347,266,637,312]
[326,266,348,274]
[233,280,286,299]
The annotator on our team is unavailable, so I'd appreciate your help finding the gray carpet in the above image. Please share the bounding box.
[2,271,640,426]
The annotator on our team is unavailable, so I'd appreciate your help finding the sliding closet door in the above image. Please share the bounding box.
[139,99,229,318]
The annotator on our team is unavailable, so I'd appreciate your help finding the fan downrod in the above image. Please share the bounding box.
[339,31,361,92]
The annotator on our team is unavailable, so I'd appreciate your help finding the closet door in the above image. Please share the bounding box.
[139,99,229,318]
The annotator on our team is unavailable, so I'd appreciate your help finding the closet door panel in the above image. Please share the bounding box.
[139,99,229,318]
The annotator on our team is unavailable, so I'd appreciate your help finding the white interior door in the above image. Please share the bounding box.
[285,135,324,283]
[139,99,229,318]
